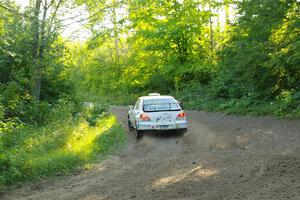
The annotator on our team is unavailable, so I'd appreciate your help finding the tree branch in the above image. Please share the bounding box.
[0,4,24,17]
[49,0,63,24]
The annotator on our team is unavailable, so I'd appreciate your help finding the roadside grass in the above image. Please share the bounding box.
[179,96,300,119]
[0,112,126,192]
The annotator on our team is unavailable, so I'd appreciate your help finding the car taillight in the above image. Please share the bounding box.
[140,114,151,121]
[176,112,185,120]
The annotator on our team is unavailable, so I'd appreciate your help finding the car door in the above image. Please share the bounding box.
[129,99,141,127]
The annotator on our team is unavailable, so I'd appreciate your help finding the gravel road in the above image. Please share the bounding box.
[3,106,300,200]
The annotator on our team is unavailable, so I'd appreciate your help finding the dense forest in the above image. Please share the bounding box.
[72,0,300,117]
[0,0,299,190]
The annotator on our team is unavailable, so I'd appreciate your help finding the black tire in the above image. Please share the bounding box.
[178,128,188,135]
[128,119,134,131]
[182,128,188,133]
[128,121,134,131]
[136,130,144,139]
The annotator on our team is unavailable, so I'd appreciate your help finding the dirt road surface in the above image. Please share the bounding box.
[3,106,300,200]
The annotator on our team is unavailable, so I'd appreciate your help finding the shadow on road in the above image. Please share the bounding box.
[141,130,185,139]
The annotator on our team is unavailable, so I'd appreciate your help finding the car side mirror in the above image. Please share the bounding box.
[179,102,183,109]
[128,105,133,109]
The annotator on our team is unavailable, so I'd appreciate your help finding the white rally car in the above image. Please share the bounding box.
[128,93,188,139]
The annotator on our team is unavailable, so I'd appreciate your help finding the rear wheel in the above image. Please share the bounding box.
[136,130,144,139]
[178,128,188,135]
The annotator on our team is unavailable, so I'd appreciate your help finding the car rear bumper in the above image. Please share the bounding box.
[137,121,187,131]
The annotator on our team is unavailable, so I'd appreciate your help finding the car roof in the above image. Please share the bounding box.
[138,95,176,100]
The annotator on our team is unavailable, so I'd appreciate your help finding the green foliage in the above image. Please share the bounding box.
[0,0,299,194]
[0,0,131,192]
[176,81,300,118]
[1,0,299,190]
[0,1,78,124]
[0,103,126,191]
[216,0,297,99]
[71,0,299,118]
[81,103,109,126]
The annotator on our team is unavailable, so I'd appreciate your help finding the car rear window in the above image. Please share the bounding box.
[143,98,180,112]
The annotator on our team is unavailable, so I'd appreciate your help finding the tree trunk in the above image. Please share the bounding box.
[34,0,48,101]
[31,0,42,101]
[208,0,214,54]
[225,0,230,29]
[112,0,119,64]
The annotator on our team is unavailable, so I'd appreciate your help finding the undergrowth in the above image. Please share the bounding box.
[175,82,300,118]
[0,103,126,192]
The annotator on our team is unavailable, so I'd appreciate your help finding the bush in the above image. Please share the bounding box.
[81,103,109,126]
